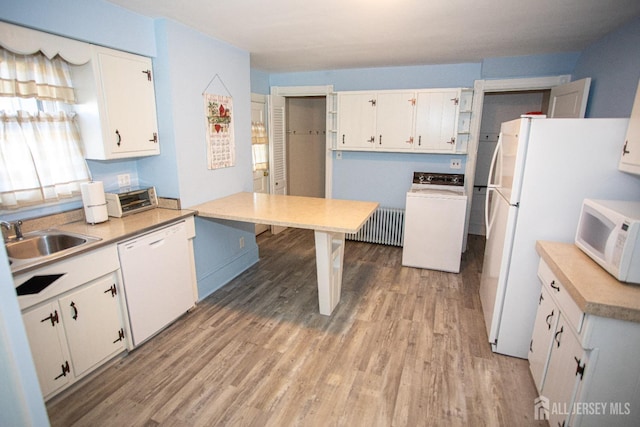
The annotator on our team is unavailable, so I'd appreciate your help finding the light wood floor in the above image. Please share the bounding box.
[47,228,546,426]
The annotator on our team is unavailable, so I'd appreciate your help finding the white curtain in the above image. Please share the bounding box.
[0,47,89,210]
[0,48,76,103]
[251,121,269,171]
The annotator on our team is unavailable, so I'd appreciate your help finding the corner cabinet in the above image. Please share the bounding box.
[336,88,472,154]
[529,258,640,427]
[619,78,640,175]
[73,46,160,160]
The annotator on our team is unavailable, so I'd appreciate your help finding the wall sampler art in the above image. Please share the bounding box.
[204,93,235,169]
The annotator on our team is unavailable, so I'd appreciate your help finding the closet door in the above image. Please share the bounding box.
[269,92,287,234]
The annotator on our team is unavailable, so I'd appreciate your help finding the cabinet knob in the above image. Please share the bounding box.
[40,310,59,327]
[142,69,152,81]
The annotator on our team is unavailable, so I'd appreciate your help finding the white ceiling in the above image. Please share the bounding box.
[105,0,640,73]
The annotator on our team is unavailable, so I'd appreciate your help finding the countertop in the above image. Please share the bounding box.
[536,240,640,323]
[192,192,378,234]
[11,208,196,276]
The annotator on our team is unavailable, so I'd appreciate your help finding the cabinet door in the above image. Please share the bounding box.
[59,274,125,377]
[376,92,415,150]
[542,313,585,427]
[529,286,558,392]
[619,78,640,174]
[414,90,459,152]
[337,92,376,149]
[97,48,159,157]
[22,302,71,397]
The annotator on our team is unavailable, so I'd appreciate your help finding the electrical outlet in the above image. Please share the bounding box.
[239,236,245,249]
[450,158,462,170]
[336,151,343,160]
[117,173,131,188]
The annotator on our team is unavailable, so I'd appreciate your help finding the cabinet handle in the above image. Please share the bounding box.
[115,129,122,147]
[446,137,456,145]
[550,280,560,292]
[149,132,158,143]
[70,301,78,320]
[408,98,416,106]
[622,140,630,156]
[113,328,125,343]
[142,69,152,81]
[418,135,421,146]
[539,293,544,305]
[342,134,345,144]
[574,356,586,380]
[41,310,59,327]
[451,97,459,105]
[545,309,554,330]
[367,136,375,143]
[368,99,376,106]
[379,135,382,145]
[554,325,564,348]
[104,284,117,297]
[406,137,414,144]
[54,361,70,380]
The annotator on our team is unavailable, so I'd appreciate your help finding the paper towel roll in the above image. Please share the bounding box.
[81,181,108,224]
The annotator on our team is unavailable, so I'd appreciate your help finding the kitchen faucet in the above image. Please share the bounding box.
[1,220,23,241]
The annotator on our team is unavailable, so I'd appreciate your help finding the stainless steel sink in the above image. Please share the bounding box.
[6,230,100,260]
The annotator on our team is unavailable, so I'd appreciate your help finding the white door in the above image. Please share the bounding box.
[376,92,415,150]
[58,274,124,377]
[269,92,287,234]
[548,78,591,118]
[251,97,270,235]
[22,302,71,397]
[337,92,377,149]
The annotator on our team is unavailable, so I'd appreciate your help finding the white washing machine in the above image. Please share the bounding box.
[402,172,467,273]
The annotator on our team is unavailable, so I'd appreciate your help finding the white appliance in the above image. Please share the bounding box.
[575,198,640,284]
[118,221,194,347]
[479,117,640,358]
[402,172,467,273]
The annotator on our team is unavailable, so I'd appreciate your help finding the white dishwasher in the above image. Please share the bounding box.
[402,172,467,273]
[118,220,194,347]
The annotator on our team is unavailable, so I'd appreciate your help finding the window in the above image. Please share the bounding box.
[251,121,269,171]
[0,47,90,210]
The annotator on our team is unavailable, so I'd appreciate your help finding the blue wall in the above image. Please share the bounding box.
[573,17,640,118]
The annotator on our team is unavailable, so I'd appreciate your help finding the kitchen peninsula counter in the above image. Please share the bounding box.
[192,192,378,315]
[536,240,640,323]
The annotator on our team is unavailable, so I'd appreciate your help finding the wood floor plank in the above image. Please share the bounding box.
[47,229,546,426]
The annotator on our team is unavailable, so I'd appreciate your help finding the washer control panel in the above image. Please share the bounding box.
[412,172,464,186]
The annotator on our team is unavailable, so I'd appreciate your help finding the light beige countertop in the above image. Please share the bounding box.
[536,240,640,323]
[11,208,196,275]
[191,192,379,234]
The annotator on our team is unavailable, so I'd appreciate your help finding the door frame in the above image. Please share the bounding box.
[271,85,335,198]
[464,75,572,242]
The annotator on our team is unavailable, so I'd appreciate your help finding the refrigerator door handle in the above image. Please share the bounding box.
[485,187,494,239]
[485,135,502,240]
[487,134,501,189]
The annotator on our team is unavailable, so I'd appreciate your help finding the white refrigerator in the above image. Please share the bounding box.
[479,116,640,358]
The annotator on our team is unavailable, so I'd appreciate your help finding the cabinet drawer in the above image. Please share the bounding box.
[538,260,585,334]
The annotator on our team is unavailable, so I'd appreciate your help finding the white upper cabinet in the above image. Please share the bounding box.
[619,78,640,175]
[414,89,460,152]
[73,46,160,160]
[336,88,471,153]
[337,92,377,149]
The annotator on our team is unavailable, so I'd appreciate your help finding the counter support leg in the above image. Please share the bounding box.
[314,230,345,316]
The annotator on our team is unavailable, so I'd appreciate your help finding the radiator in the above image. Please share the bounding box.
[346,207,405,246]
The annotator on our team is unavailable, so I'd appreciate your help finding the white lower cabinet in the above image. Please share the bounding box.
[22,272,125,399]
[529,258,640,427]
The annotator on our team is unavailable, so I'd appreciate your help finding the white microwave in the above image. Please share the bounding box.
[575,199,640,284]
